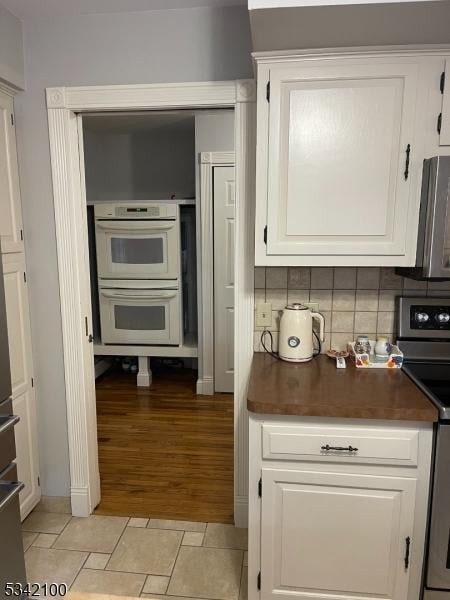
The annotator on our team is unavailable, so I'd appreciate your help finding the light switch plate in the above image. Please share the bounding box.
[256,302,272,327]
[303,302,319,312]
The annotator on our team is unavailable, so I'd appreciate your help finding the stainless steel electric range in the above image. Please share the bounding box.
[397,296,450,600]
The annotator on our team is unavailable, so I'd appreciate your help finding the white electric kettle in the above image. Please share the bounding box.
[279,303,324,362]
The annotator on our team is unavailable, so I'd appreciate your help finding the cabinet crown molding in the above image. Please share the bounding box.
[253,44,450,62]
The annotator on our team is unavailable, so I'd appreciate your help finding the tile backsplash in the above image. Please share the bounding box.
[254,267,450,353]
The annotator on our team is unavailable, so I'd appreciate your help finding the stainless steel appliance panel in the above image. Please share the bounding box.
[427,423,450,589]
[0,257,12,403]
[0,464,26,595]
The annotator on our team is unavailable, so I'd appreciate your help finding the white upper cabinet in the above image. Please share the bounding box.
[0,91,23,254]
[255,52,447,266]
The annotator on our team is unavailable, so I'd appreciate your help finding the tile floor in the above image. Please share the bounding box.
[22,500,248,600]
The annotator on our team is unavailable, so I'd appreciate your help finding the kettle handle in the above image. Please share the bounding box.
[311,311,325,343]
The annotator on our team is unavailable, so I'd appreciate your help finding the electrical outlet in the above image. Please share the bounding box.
[303,302,319,312]
[256,302,272,327]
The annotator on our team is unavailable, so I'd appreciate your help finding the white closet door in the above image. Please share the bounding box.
[213,166,235,393]
[2,253,40,518]
[0,90,23,254]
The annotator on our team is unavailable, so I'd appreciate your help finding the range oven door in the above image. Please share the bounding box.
[95,219,180,280]
[426,423,450,591]
[99,285,182,345]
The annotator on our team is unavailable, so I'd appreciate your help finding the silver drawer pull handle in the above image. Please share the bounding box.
[0,415,20,435]
[321,445,359,452]
[0,481,24,512]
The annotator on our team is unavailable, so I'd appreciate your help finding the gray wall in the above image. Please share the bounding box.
[0,3,24,89]
[14,6,252,496]
[250,1,450,51]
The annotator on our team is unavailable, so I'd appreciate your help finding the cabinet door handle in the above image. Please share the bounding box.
[404,536,411,569]
[404,144,411,180]
[321,445,358,452]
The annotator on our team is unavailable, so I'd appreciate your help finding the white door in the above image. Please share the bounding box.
[265,59,420,258]
[261,468,416,600]
[440,59,450,146]
[0,90,23,255]
[214,166,235,393]
[2,253,40,518]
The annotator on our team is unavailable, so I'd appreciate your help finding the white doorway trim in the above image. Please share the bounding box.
[46,81,255,525]
[197,151,235,396]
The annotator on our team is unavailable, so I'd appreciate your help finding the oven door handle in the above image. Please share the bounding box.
[100,290,178,301]
[95,221,176,232]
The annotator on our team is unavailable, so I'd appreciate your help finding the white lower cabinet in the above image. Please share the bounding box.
[249,416,434,600]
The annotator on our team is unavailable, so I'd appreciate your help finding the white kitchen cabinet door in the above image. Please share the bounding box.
[2,253,40,518]
[261,467,416,600]
[440,59,450,146]
[214,166,235,393]
[0,90,23,255]
[257,58,424,264]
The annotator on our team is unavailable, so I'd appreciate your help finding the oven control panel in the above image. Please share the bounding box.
[410,305,450,330]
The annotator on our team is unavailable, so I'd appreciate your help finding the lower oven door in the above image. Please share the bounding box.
[426,423,450,590]
[99,286,181,345]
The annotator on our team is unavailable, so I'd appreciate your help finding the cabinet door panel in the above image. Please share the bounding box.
[2,253,40,518]
[13,390,40,517]
[440,59,450,146]
[3,254,31,397]
[261,468,416,600]
[0,91,23,254]
[266,60,418,257]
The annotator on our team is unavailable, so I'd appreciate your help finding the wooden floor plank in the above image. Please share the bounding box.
[94,367,234,523]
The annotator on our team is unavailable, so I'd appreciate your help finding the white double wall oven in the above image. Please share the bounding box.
[95,202,182,346]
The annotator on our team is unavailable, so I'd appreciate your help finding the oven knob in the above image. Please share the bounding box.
[437,312,450,324]
[415,312,430,323]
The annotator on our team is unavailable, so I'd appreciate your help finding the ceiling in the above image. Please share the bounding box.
[1,0,247,20]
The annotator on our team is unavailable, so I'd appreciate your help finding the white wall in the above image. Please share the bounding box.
[0,3,24,89]
[14,6,252,496]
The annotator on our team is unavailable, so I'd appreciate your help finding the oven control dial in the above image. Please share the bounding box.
[436,312,450,324]
[415,312,430,323]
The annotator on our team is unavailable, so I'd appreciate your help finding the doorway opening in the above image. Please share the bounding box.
[80,109,236,521]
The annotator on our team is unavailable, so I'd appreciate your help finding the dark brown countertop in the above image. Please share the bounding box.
[248,353,438,422]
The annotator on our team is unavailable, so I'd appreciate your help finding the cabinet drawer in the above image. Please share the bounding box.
[262,424,419,466]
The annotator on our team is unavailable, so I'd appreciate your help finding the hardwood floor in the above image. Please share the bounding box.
[94,366,234,523]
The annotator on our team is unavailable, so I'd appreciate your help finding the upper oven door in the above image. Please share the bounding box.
[95,219,180,280]
[421,157,450,278]
[426,423,450,589]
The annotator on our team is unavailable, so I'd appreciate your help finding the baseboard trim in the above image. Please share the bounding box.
[196,377,214,395]
[71,487,91,517]
[234,495,248,528]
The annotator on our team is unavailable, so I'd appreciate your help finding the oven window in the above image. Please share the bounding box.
[111,238,164,265]
[114,305,166,330]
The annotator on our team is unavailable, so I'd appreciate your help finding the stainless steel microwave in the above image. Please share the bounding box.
[399,156,450,280]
